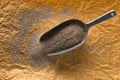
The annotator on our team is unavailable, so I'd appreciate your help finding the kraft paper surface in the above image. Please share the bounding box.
[0,0,120,80]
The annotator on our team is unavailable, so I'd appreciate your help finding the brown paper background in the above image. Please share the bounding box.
[0,0,120,80]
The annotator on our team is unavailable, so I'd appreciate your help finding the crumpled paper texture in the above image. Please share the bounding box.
[0,0,120,80]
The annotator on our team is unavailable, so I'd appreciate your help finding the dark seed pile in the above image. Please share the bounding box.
[40,24,86,55]
[28,24,86,68]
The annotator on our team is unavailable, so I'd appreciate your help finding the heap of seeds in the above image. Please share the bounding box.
[40,24,86,55]
[28,23,86,68]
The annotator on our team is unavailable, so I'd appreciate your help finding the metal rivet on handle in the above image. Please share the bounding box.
[111,13,114,16]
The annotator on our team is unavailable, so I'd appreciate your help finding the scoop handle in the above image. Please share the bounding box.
[86,10,117,28]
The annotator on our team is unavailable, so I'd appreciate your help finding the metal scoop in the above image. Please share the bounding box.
[40,10,117,56]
